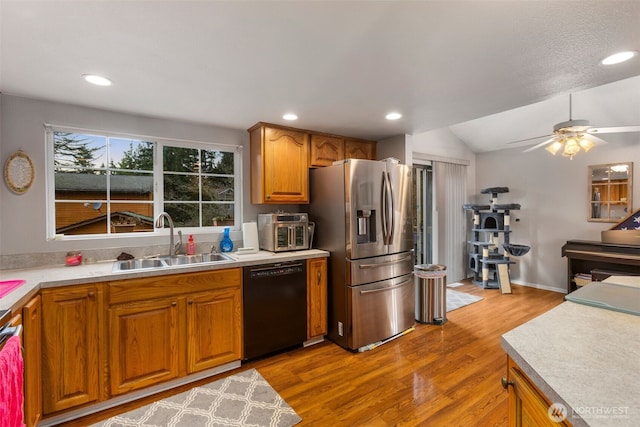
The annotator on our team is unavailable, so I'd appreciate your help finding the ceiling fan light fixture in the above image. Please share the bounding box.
[545,140,563,155]
[579,136,594,152]
[562,138,580,159]
[601,51,638,65]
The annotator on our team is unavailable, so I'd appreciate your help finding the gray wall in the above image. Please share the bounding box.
[475,134,640,292]
[0,95,295,261]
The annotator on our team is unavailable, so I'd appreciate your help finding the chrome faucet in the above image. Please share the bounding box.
[155,212,182,257]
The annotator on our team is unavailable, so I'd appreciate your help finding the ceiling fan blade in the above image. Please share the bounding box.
[523,136,556,153]
[583,133,608,145]
[506,134,553,145]
[587,126,640,134]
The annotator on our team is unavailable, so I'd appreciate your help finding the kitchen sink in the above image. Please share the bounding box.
[112,253,233,272]
[167,253,231,265]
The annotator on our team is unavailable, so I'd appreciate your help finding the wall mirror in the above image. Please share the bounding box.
[588,162,633,222]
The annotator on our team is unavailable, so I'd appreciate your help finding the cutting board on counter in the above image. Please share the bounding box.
[565,281,640,316]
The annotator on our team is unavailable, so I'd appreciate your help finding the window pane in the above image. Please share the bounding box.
[201,150,234,174]
[110,204,154,233]
[202,176,234,201]
[164,203,199,227]
[204,204,234,226]
[55,170,107,199]
[163,146,199,172]
[111,138,154,171]
[164,174,199,201]
[54,132,106,170]
[110,173,154,200]
[55,201,107,235]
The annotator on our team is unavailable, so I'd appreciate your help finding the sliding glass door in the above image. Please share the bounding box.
[412,163,433,266]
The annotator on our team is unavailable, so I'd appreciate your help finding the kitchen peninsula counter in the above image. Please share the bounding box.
[0,249,328,313]
[502,296,640,426]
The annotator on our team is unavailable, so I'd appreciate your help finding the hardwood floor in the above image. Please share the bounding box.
[61,280,565,426]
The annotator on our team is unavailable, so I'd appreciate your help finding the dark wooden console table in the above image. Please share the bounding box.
[561,240,640,293]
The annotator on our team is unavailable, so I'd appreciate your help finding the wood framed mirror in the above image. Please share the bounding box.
[588,162,633,222]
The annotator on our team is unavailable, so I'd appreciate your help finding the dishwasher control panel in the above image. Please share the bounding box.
[248,262,304,279]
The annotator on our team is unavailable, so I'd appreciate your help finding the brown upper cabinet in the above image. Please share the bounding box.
[249,123,310,204]
[344,138,377,161]
[249,122,376,204]
[310,134,345,167]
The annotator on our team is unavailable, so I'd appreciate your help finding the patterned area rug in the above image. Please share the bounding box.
[447,289,483,312]
[93,369,301,427]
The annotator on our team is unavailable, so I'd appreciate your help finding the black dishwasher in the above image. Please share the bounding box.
[243,261,307,360]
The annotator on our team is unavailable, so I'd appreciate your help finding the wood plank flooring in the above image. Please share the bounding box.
[61,280,565,426]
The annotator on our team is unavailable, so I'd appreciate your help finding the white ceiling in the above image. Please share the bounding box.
[1,1,639,153]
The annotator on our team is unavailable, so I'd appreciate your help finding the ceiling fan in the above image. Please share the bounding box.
[508,94,640,159]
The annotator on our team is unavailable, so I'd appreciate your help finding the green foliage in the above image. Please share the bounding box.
[53,132,102,172]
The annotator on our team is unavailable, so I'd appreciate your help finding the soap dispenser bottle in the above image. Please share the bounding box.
[186,234,196,255]
[220,227,233,253]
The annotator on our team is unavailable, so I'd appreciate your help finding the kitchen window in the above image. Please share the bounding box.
[46,126,241,238]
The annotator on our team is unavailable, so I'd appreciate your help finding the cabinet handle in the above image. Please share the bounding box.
[171,301,177,307]
[316,270,321,285]
[501,376,514,389]
[188,300,193,305]
[88,291,95,299]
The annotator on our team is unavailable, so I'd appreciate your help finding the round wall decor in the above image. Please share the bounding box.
[4,150,35,194]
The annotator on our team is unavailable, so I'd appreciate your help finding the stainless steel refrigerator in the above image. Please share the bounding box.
[310,158,415,350]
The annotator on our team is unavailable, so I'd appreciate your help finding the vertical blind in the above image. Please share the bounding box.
[433,161,468,282]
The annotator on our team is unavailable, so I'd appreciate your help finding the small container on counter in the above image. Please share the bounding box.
[65,251,83,266]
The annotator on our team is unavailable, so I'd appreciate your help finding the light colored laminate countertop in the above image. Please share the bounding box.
[0,249,329,313]
[502,298,640,427]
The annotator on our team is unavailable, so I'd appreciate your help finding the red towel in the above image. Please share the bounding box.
[0,335,25,427]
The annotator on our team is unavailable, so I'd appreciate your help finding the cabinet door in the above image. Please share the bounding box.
[109,298,180,396]
[310,134,344,167]
[345,139,376,160]
[186,288,242,372]
[42,285,101,414]
[307,258,328,339]
[23,295,42,427]
[508,358,571,427]
[250,124,310,204]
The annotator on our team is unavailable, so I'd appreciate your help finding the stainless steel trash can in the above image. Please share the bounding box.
[415,264,447,324]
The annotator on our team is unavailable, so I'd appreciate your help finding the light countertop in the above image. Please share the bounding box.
[501,284,640,427]
[0,249,328,313]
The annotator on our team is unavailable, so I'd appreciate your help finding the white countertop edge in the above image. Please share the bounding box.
[501,301,640,427]
[0,249,329,312]
[501,336,589,427]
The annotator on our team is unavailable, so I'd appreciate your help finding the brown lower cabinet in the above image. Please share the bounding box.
[39,269,242,419]
[108,268,242,396]
[506,356,572,426]
[108,297,180,395]
[23,295,42,427]
[42,284,104,414]
[307,257,328,339]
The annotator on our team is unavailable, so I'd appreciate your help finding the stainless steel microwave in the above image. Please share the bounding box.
[257,213,312,252]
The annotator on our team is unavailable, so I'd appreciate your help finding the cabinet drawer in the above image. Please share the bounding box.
[108,268,241,305]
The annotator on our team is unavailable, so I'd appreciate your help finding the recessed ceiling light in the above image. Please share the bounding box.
[282,113,298,120]
[82,74,112,86]
[601,51,637,65]
[385,112,402,120]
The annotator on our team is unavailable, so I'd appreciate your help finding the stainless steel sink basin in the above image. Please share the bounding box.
[112,253,233,272]
[114,258,168,270]
[167,253,231,265]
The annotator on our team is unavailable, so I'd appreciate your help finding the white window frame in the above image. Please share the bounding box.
[45,124,243,241]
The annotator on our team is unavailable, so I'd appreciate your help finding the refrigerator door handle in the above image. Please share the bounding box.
[358,254,414,269]
[359,278,413,295]
[381,171,388,240]
[381,171,394,244]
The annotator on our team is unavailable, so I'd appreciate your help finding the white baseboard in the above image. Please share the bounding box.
[511,280,567,294]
